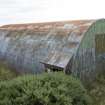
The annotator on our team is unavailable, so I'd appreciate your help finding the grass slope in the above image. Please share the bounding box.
[87,74,105,105]
[0,61,105,105]
[0,73,91,105]
[0,62,17,81]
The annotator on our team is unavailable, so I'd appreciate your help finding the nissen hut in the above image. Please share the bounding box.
[0,19,105,81]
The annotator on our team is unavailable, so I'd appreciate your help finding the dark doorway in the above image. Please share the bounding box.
[44,64,64,72]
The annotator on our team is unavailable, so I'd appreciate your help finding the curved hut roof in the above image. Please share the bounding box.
[0,20,97,73]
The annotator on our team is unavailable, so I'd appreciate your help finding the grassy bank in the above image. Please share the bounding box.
[0,62,18,81]
[0,62,105,105]
[0,73,91,105]
[86,74,105,105]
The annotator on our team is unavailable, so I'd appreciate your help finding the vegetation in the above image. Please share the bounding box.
[87,74,105,105]
[0,72,91,105]
[0,62,17,81]
[0,61,105,105]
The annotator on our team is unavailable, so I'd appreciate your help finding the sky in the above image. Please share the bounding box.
[0,0,105,26]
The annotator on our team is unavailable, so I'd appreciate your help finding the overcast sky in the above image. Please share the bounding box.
[0,0,105,25]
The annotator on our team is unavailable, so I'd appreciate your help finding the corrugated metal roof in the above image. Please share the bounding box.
[0,20,96,69]
[41,51,73,68]
[0,20,95,32]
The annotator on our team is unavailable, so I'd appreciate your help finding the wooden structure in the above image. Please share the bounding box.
[41,51,73,73]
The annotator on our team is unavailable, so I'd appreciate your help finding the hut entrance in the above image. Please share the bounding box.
[40,51,73,73]
[95,34,105,71]
[45,65,64,72]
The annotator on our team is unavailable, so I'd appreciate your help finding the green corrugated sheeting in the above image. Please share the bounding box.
[72,19,105,81]
[79,19,105,49]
